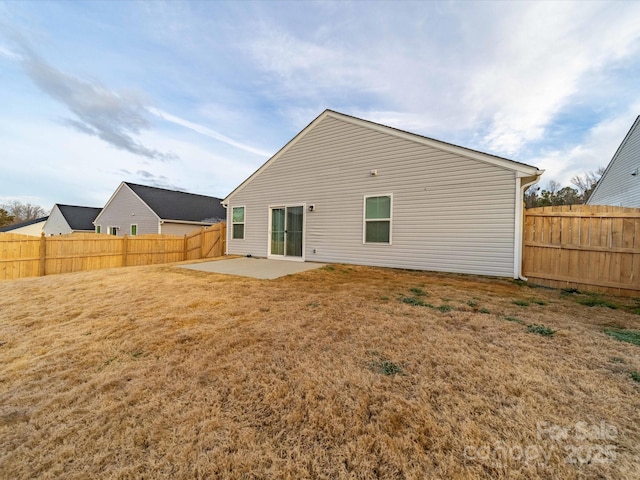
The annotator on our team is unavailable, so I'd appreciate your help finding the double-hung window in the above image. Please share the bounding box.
[364,195,392,244]
[232,206,245,239]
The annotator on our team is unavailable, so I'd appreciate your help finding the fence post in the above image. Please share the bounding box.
[39,232,46,276]
[200,227,205,259]
[122,234,128,267]
[183,234,188,261]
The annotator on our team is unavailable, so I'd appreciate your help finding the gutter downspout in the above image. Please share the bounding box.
[514,171,544,280]
[221,203,228,255]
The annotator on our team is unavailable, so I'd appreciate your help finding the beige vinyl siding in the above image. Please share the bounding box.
[43,205,72,235]
[6,220,46,237]
[588,118,640,208]
[227,115,518,277]
[161,222,208,236]
[95,185,159,236]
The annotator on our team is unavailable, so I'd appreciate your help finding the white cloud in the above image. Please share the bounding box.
[532,106,640,187]
[463,2,640,155]
[148,107,272,157]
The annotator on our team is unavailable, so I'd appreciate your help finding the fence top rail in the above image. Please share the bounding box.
[525,211,640,218]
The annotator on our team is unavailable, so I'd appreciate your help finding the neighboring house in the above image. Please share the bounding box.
[43,204,102,235]
[0,216,48,236]
[94,182,225,236]
[587,115,640,208]
[223,110,543,279]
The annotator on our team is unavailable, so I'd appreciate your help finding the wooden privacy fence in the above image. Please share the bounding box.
[523,205,640,297]
[0,222,225,281]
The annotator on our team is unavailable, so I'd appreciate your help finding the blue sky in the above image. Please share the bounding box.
[1,1,639,210]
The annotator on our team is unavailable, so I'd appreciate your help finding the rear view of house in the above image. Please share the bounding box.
[587,115,640,207]
[43,204,101,236]
[223,110,543,278]
[94,182,225,236]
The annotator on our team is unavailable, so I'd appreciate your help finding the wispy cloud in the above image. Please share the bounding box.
[147,107,271,157]
[4,32,177,162]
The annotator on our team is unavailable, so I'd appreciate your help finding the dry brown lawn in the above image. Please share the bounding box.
[0,262,639,479]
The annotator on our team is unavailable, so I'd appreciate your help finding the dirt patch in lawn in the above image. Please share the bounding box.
[0,264,639,479]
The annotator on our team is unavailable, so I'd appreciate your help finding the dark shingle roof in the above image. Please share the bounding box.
[0,216,48,232]
[57,205,101,230]
[126,183,225,222]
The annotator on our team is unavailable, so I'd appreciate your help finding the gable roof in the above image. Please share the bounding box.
[587,115,640,203]
[56,204,102,231]
[125,183,225,222]
[224,109,543,202]
[0,216,48,232]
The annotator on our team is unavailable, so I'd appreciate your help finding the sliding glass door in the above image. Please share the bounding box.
[270,206,303,258]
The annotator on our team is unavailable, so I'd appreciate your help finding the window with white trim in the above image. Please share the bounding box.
[232,206,245,239]
[364,195,392,244]
[95,225,101,234]
[130,224,137,236]
[109,226,118,236]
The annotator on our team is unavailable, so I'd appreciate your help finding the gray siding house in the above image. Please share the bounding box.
[43,204,101,236]
[223,110,543,279]
[588,116,640,207]
[94,182,225,236]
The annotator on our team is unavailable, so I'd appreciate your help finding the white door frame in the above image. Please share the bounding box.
[267,204,306,261]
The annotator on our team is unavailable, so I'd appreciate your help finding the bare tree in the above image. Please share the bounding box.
[570,167,605,203]
[0,201,48,224]
[546,180,562,195]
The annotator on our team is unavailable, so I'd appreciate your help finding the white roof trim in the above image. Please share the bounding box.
[224,109,542,202]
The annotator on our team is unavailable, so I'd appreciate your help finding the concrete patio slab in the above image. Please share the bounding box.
[179,257,326,279]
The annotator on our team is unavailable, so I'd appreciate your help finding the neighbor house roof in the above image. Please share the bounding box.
[0,216,49,232]
[57,205,102,231]
[125,183,225,222]
[224,109,543,202]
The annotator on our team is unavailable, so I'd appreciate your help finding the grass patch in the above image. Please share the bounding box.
[631,371,640,383]
[503,316,524,323]
[466,300,478,307]
[604,329,640,346]
[577,296,619,309]
[409,287,428,297]
[513,299,530,307]
[367,352,404,376]
[435,305,453,313]
[479,308,490,314]
[531,299,547,305]
[401,296,429,307]
[527,324,556,337]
